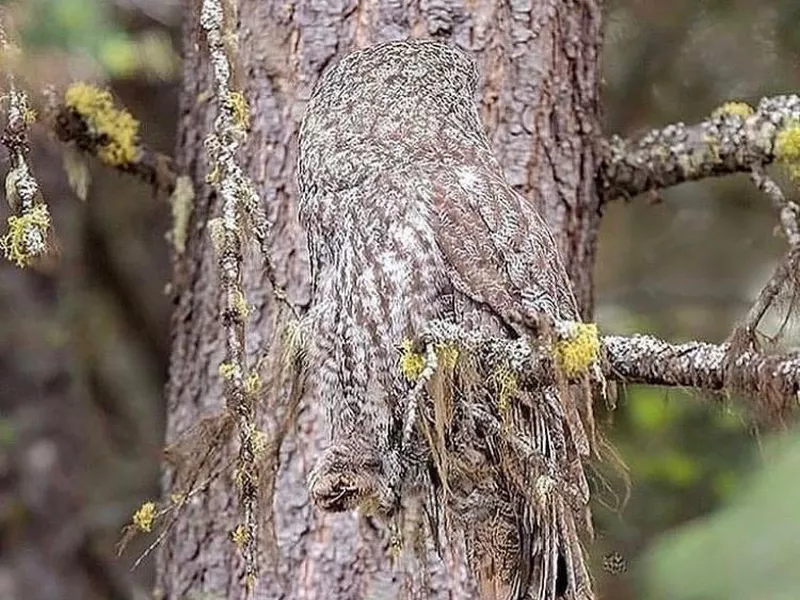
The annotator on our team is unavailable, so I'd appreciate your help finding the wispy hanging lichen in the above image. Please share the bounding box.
[491,363,519,412]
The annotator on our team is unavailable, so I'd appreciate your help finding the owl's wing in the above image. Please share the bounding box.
[428,165,592,600]
[428,165,580,331]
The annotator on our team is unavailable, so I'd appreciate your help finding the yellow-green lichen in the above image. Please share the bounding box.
[490,364,518,412]
[22,106,37,125]
[64,82,140,166]
[231,524,249,548]
[228,91,250,130]
[436,343,459,372]
[132,501,156,532]
[554,323,601,378]
[219,361,239,380]
[775,121,800,180]
[712,101,754,119]
[232,288,251,318]
[1,203,50,268]
[244,371,262,395]
[252,429,269,458]
[400,339,426,381]
[205,161,220,184]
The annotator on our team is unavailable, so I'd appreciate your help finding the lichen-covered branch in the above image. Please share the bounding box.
[49,84,195,254]
[603,334,799,418]
[49,84,179,196]
[600,95,800,201]
[412,320,800,422]
[199,0,259,589]
[0,25,54,268]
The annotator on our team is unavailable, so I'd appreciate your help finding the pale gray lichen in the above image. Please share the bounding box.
[601,94,800,201]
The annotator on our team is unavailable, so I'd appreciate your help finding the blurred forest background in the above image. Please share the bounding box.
[1,1,799,598]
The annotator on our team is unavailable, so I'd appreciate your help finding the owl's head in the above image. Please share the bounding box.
[307,441,401,516]
[322,38,479,102]
[297,39,485,198]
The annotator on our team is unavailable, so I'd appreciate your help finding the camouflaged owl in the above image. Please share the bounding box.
[298,39,595,600]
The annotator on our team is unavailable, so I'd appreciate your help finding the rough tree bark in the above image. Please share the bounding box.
[158,0,603,598]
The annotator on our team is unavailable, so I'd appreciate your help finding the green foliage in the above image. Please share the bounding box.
[3,0,176,79]
[616,386,748,495]
[642,431,800,600]
[0,417,17,447]
[594,383,754,568]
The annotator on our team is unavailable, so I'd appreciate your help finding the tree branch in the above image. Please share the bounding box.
[199,0,261,589]
[603,334,799,392]
[737,167,800,336]
[49,94,179,196]
[599,95,800,201]
[412,320,800,422]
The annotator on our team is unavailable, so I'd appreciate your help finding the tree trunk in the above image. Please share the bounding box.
[158,0,603,597]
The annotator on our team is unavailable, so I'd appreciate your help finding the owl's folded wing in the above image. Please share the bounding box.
[428,164,580,333]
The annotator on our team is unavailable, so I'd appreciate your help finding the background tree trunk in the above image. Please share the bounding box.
[158,0,603,597]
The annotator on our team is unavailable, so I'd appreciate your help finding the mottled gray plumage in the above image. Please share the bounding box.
[298,39,594,600]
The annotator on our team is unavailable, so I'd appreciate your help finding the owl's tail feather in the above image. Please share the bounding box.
[419,336,603,600]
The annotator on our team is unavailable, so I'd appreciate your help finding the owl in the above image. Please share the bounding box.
[297,39,595,600]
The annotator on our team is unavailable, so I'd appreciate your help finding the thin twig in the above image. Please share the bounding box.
[199,0,259,589]
[739,166,800,333]
[750,165,800,246]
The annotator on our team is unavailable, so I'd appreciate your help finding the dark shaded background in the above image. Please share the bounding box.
[0,1,798,598]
